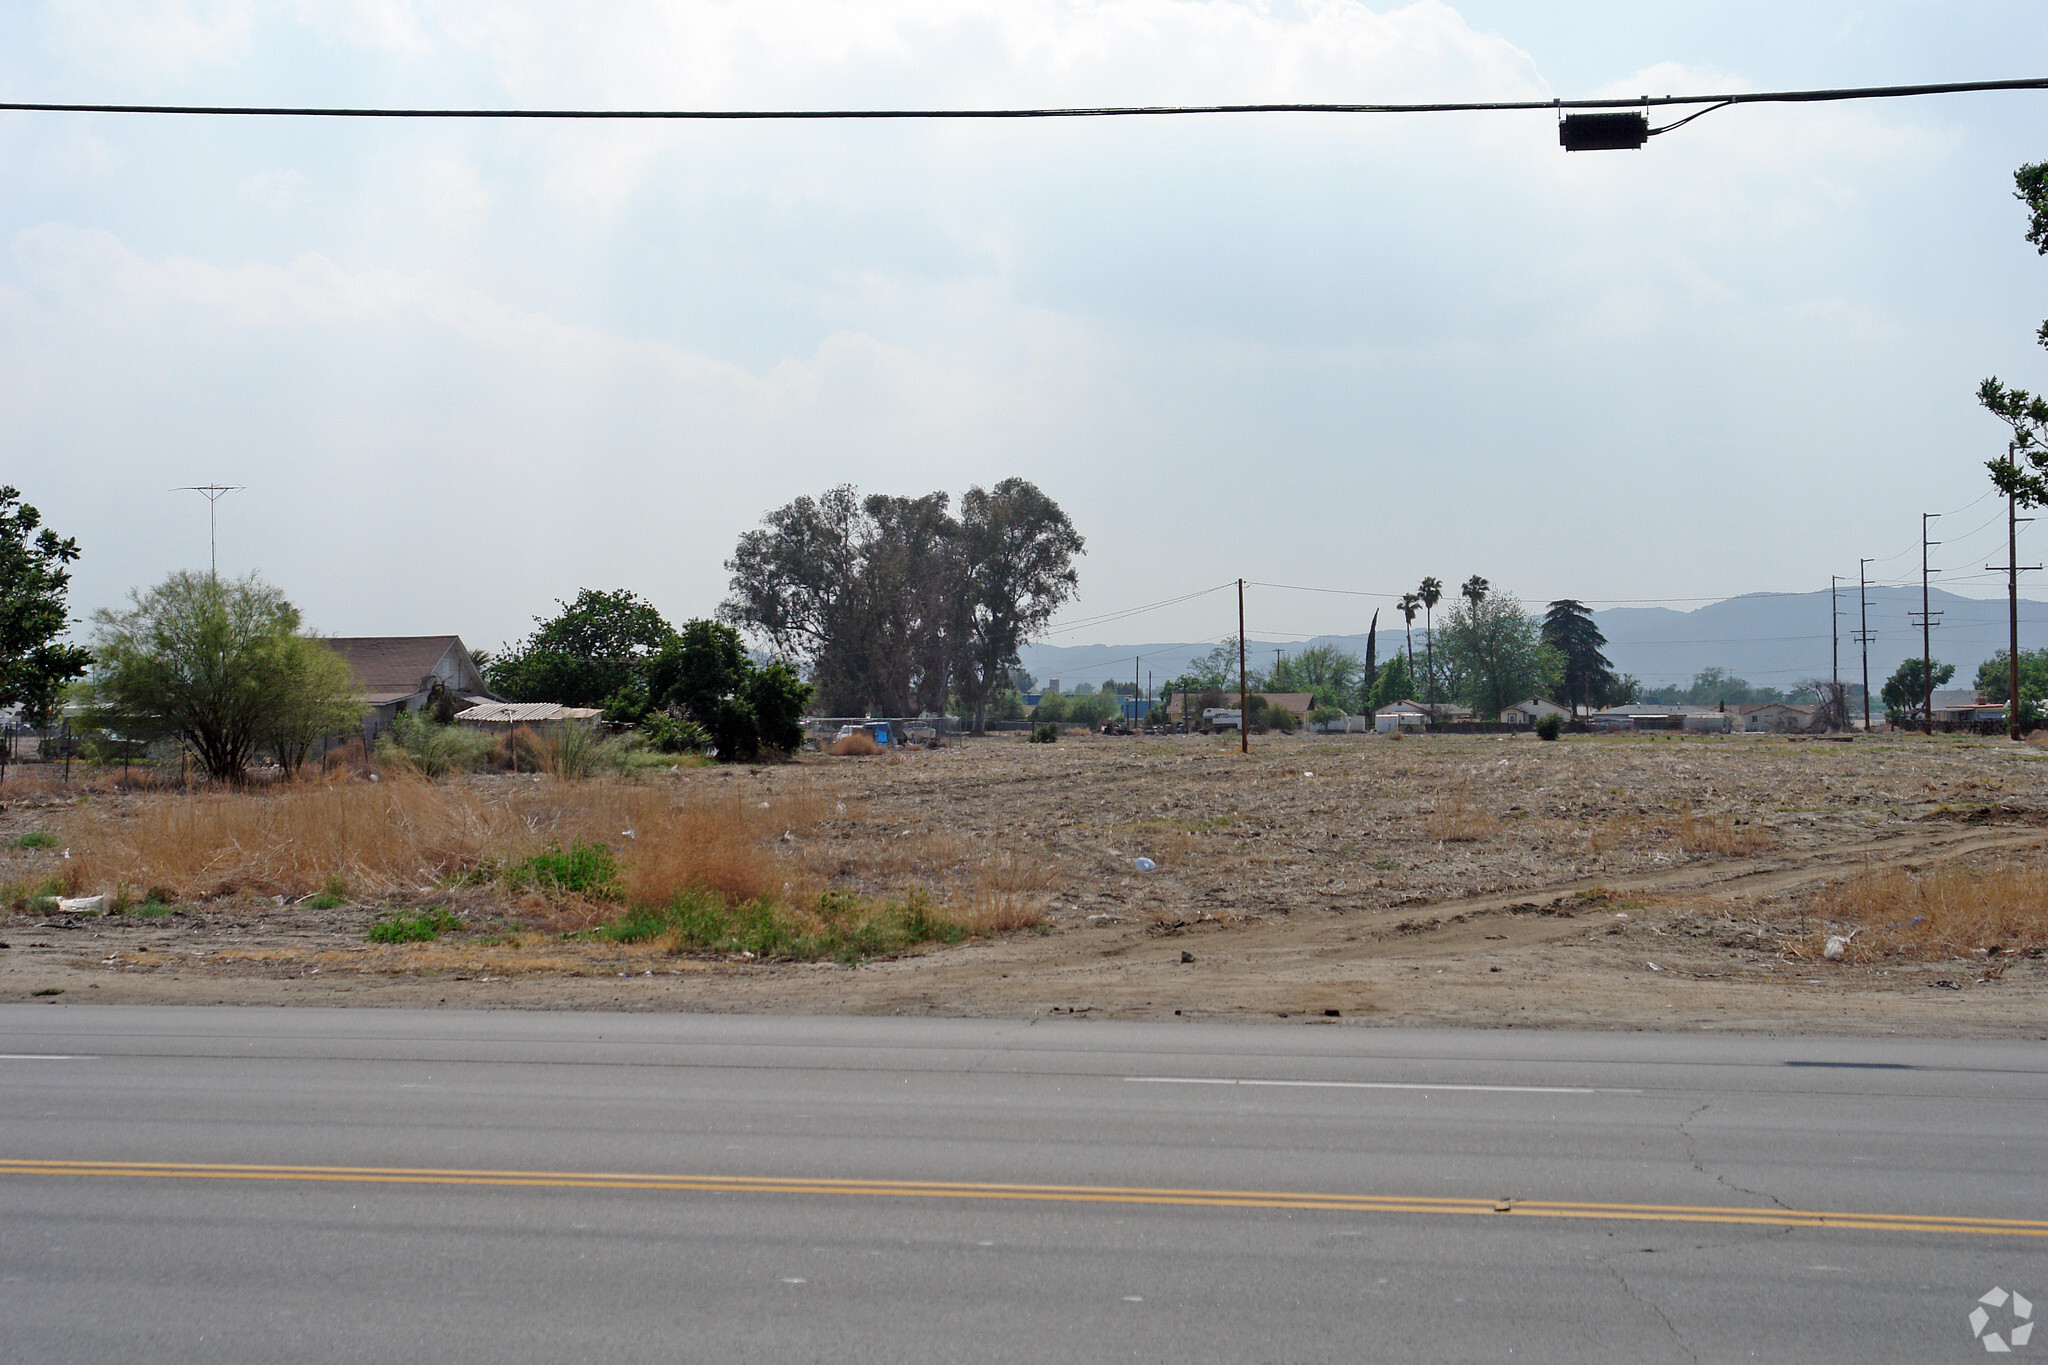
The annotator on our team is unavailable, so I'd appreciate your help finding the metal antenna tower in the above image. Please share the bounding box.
[174,484,243,581]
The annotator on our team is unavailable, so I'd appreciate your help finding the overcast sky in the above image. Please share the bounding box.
[5,1,2047,654]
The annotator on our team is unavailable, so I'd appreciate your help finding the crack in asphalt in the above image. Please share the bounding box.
[1678,1101,1795,1213]
[1604,1257,1700,1365]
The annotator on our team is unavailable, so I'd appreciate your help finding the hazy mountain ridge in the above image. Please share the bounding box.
[1018,589,2048,695]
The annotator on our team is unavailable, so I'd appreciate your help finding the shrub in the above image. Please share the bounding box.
[639,712,708,754]
[366,908,462,943]
[1309,706,1345,727]
[303,875,350,909]
[1535,713,1564,741]
[1029,723,1058,744]
[507,841,622,899]
[377,709,493,778]
[829,732,880,756]
[599,888,966,963]
[17,831,59,850]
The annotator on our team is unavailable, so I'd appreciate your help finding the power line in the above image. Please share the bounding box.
[5,77,2043,124]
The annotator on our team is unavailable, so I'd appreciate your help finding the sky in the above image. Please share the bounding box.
[4,1,2047,657]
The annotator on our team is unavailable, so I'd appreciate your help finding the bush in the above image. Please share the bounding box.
[598,887,966,964]
[639,712,708,754]
[654,620,811,762]
[377,709,494,778]
[829,732,880,756]
[506,841,622,899]
[1262,704,1300,734]
[1029,722,1058,744]
[1535,713,1564,741]
[1309,706,1345,727]
[366,907,462,943]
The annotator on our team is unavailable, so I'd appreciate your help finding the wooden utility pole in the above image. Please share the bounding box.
[1830,575,1841,708]
[1988,445,2040,742]
[1238,579,1249,755]
[1917,513,1942,734]
[1857,559,1875,732]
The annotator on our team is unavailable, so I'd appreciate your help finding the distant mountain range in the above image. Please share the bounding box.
[1018,588,2048,695]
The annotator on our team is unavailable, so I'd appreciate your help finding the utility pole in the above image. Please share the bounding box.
[1987,444,2041,742]
[1914,513,1943,734]
[1830,575,1842,697]
[1857,558,1876,733]
[1238,579,1249,755]
[174,484,243,582]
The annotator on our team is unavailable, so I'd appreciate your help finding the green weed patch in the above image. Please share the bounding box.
[507,842,621,899]
[366,908,464,944]
[598,888,965,964]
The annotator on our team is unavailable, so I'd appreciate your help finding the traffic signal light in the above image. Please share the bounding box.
[1559,112,1650,151]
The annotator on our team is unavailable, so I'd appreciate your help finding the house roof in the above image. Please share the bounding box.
[454,702,603,724]
[327,636,466,694]
[1931,688,1980,710]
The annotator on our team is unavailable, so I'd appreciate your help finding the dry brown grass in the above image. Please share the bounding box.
[1670,802,1777,857]
[947,852,1055,933]
[829,733,880,756]
[51,774,828,905]
[1426,781,1498,843]
[1796,857,2048,962]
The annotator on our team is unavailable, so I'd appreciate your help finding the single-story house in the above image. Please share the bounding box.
[1375,699,1475,725]
[327,636,494,742]
[1592,704,1733,733]
[1731,702,1816,733]
[1499,697,1569,726]
[1167,692,1317,724]
[1929,689,2007,726]
[453,702,604,732]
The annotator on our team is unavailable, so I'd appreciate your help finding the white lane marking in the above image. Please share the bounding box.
[0,1054,98,1061]
[1125,1076,1641,1095]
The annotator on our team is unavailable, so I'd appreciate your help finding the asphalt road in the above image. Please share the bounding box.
[2,1006,2043,1363]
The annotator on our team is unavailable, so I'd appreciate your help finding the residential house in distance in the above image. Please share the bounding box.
[1730,702,1816,733]
[1499,697,1569,726]
[327,636,494,743]
[1372,699,1476,731]
[1930,688,2006,727]
[453,701,604,734]
[1591,704,1733,733]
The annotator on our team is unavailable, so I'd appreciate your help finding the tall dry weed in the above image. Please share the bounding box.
[1670,802,1776,857]
[1426,781,1497,843]
[54,774,830,904]
[1798,858,2048,961]
[948,852,1054,933]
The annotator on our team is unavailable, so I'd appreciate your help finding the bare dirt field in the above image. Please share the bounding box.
[5,730,2048,1035]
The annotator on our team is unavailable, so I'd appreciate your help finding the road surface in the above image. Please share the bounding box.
[2,1006,2043,1362]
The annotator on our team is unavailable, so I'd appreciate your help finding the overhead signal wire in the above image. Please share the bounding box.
[1040,581,1235,637]
[6,77,2044,123]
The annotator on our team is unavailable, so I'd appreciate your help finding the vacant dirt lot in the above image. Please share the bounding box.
[6,730,2048,1034]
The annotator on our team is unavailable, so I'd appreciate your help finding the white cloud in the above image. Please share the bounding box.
[38,0,255,76]
[292,0,433,57]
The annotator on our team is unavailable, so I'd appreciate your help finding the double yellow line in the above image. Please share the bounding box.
[3,1157,2042,1239]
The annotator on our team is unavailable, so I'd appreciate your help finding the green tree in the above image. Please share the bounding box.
[1974,647,2048,705]
[1436,589,1548,720]
[1880,657,1955,726]
[1032,691,1071,723]
[488,588,678,721]
[1267,643,1362,711]
[1982,164,2048,501]
[85,571,363,782]
[1541,600,1615,714]
[0,487,90,728]
[657,619,810,762]
[1368,651,1413,711]
[1397,593,1421,687]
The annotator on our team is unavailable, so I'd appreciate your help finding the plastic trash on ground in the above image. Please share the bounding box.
[1133,857,1157,872]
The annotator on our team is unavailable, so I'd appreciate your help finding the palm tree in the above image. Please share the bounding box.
[1461,575,1490,608]
[1417,577,1443,707]
[1397,593,1421,697]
